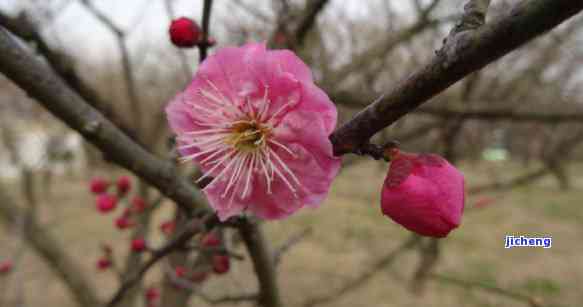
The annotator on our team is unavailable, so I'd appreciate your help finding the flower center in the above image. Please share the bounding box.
[226,120,270,152]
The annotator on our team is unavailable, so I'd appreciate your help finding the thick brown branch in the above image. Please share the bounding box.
[0,27,205,214]
[330,0,583,156]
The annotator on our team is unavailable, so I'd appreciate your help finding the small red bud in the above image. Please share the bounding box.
[201,232,221,248]
[160,220,176,236]
[131,196,147,213]
[212,255,230,274]
[115,216,134,230]
[96,194,118,213]
[175,266,187,278]
[145,287,159,302]
[131,238,147,252]
[90,177,109,194]
[96,258,111,271]
[169,17,201,48]
[116,176,131,195]
[0,260,13,274]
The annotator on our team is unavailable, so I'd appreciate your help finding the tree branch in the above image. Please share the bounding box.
[239,220,282,307]
[330,0,583,156]
[303,235,420,307]
[416,107,583,123]
[0,187,101,307]
[198,0,214,62]
[0,27,206,215]
[105,215,218,307]
[429,273,542,307]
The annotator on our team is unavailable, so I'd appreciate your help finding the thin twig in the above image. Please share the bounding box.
[239,220,282,307]
[429,273,543,307]
[330,0,583,156]
[303,235,420,307]
[105,215,217,307]
[198,0,213,62]
[273,228,312,266]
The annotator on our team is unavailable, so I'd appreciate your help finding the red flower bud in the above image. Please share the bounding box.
[116,176,131,195]
[131,238,147,252]
[145,287,159,302]
[96,258,111,271]
[169,17,201,48]
[96,194,118,213]
[381,152,465,238]
[212,255,230,274]
[90,177,109,194]
[0,260,13,274]
[115,216,134,230]
[160,220,176,236]
[201,232,221,248]
[131,196,147,213]
[175,266,187,278]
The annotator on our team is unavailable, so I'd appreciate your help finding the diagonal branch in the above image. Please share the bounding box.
[0,27,206,215]
[303,235,420,307]
[330,0,583,156]
[429,273,542,307]
[0,186,101,307]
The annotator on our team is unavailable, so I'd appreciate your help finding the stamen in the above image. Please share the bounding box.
[196,150,236,183]
[205,151,242,188]
[257,86,271,121]
[178,144,228,163]
[221,153,248,198]
[269,147,302,187]
[198,146,231,165]
[266,149,297,194]
[268,139,297,158]
[241,153,257,198]
[258,153,273,194]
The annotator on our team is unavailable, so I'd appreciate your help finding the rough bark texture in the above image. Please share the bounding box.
[330,0,583,155]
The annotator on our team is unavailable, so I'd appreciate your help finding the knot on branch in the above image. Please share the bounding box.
[354,141,400,161]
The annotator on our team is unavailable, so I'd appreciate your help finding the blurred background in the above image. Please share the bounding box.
[0,0,582,306]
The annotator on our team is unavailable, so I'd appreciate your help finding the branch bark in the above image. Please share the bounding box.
[0,187,101,307]
[330,0,583,156]
[239,220,282,307]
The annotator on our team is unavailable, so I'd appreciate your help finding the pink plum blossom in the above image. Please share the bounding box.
[166,43,340,221]
[381,151,465,238]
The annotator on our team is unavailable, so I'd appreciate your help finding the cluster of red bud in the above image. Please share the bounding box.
[168,231,231,290]
[90,176,232,292]
[169,17,216,48]
[90,175,152,271]
[90,176,149,230]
